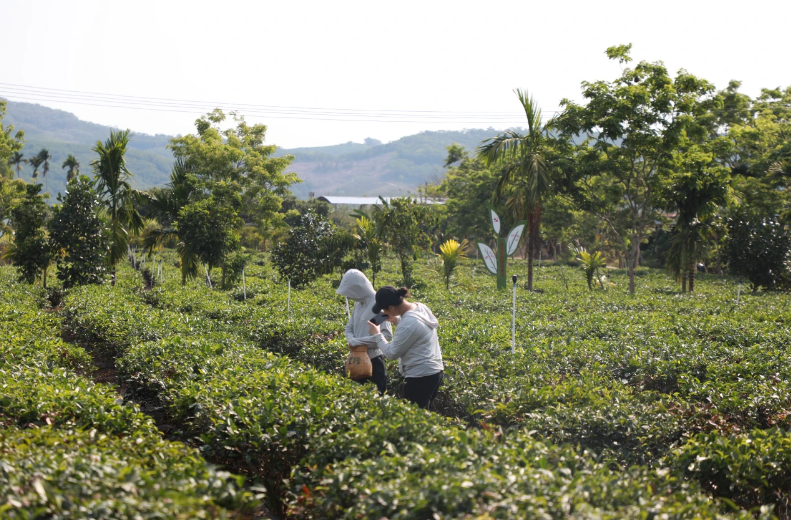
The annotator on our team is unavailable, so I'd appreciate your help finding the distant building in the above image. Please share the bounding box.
[316,196,444,208]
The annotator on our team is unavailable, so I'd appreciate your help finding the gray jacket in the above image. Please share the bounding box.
[336,269,391,359]
[374,302,444,378]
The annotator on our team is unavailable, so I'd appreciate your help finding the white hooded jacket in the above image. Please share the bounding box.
[336,269,391,359]
[374,302,444,378]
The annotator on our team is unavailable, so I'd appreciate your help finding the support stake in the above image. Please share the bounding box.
[203,264,212,289]
[511,274,517,354]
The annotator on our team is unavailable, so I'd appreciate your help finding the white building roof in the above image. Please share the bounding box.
[316,196,443,205]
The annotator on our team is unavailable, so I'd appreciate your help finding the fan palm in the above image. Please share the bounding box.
[37,149,53,192]
[62,154,80,182]
[437,238,469,289]
[7,152,27,179]
[575,248,607,290]
[92,130,144,285]
[478,89,554,291]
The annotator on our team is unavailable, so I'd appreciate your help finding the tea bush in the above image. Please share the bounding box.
[126,256,791,471]
[0,269,253,518]
[57,262,765,518]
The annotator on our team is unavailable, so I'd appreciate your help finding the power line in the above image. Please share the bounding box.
[0,82,559,124]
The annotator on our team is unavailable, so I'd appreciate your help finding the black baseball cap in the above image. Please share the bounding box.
[372,285,405,314]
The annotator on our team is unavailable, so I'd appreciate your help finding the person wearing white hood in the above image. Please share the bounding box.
[336,269,394,393]
[368,285,444,410]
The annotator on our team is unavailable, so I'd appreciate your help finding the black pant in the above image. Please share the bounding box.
[404,370,443,410]
[356,355,387,394]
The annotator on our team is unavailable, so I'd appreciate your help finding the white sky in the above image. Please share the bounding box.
[1,0,789,149]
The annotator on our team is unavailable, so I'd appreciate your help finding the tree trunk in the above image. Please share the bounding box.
[681,248,687,293]
[111,267,116,286]
[526,203,542,292]
[627,243,637,295]
[526,237,533,292]
[688,257,695,293]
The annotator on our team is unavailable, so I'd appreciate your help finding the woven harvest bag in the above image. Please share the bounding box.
[345,344,373,380]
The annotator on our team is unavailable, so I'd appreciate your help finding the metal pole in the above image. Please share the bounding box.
[287,278,291,313]
[242,268,246,301]
[511,275,517,353]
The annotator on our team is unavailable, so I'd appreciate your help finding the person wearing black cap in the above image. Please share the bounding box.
[368,286,444,410]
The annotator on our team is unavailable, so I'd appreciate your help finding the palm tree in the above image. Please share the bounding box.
[62,154,80,182]
[7,152,27,179]
[353,215,384,285]
[28,155,44,182]
[92,130,144,285]
[666,221,708,293]
[37,149,53,192]
[141,158,199,285]
[478,88,554,291]
[661,147,731,293]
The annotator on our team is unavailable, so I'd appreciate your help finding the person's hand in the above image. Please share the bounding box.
[367,321,381,335]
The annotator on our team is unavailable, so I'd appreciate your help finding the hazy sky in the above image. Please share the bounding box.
[1,0,789,148]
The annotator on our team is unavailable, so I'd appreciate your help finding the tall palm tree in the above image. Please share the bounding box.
[478,88,554,291]
[37,149,53,192]
[28,155,44,182]
[91,129,144,285]
[62,154,80,182]
[666,220,708,293]
[141,158,199,285]
[7,152,27,179]
[661,147,731,293]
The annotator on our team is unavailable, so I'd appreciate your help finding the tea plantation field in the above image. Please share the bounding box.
[3,254,791,519]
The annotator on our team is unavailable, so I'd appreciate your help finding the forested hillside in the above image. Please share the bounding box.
[275,129,499,197]
[2,99,499,199]
[2,100,173,197]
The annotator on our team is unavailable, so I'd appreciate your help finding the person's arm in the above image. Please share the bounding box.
[353,320,392,345]
[343,309,356,345]
[380,321,394,342]
[370,318,419,361]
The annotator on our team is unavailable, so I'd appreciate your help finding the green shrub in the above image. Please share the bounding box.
[671,428,791,518]
[726,210,791,290]
[0,427,248,519]
[271,210,335,287]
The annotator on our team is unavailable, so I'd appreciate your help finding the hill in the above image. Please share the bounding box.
[2,100,504,200]
[278,128,499,198]
[2,100,174,199]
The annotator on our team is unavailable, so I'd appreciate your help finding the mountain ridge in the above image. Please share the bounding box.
[2,99,506,199]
